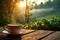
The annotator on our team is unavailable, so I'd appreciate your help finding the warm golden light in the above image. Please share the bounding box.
[16,0,48,8]
[17,1,26,8]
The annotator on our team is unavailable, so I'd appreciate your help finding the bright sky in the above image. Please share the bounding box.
[16,0,50,8]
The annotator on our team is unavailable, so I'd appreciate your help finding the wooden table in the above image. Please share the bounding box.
[0,29,35,40]
[0,29,55,40]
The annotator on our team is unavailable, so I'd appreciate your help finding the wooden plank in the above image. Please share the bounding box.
[38,31,55,40]
[20,29,35,35]
[42,31,60,40]
[22,30,54,40]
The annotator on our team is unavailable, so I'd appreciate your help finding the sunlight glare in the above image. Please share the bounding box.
[17,1,26,8]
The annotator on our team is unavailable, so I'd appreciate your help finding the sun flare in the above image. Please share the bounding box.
[17,1,26,8]
[20,1,26,7]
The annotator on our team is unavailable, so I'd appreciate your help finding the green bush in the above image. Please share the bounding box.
[22,16,60,30]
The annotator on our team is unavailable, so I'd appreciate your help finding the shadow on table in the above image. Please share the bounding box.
[0,34,21,40]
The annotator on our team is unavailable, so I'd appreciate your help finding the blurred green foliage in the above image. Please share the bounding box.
[0,0,9,27]
[22,16,60,30]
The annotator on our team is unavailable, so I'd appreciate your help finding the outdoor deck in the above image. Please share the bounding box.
[0,29,60,40]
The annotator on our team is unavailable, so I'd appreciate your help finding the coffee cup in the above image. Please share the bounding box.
[6,24,21,34]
